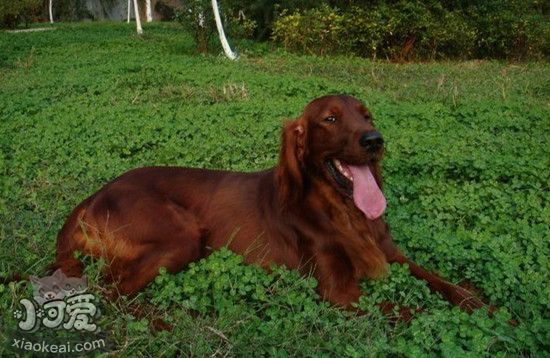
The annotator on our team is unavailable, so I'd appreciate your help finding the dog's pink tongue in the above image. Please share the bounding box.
[348,164,386,220]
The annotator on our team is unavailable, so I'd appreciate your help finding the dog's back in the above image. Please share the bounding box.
[52,166,296,295]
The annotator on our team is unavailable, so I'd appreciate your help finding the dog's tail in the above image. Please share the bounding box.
[1,198,95,285]
[49,210,86,278]
[48,196,97,278]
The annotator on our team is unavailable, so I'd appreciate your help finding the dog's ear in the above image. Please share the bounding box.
[276,118,307,206]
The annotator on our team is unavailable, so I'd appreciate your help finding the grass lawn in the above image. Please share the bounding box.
[0,22,548,356]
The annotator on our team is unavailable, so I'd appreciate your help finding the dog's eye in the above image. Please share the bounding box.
[324,116,337,123]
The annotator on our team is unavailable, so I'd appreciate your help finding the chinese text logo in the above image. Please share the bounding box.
[13,269,100,332]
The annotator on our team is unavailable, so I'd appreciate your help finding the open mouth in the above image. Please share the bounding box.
[327,159,353,193]
[326,158,387,220]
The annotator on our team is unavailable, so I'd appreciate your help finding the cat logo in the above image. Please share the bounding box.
[13,269,100,332]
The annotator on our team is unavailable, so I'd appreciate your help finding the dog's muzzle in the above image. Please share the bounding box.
[359,131,384,152]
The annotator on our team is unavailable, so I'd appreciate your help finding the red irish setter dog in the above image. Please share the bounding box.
[53,95,486,312]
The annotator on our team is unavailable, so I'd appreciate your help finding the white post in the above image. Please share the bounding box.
[49,0,54,23]
[145,0,153,22]
[127,0,131,23]
[133,0,143,35]
[211,0,237,60]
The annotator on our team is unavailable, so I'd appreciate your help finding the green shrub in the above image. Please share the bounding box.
[378,1,476,60]
[342,5,386,59]
[224,0,320,41]
[272,0,548,60]
[0,0,41,29]
[226,9,258,39]
[272,4,348,55]
[174,0,215,53]
[173,0,257,53]
[465,0,550,59]
[272,1,477,60]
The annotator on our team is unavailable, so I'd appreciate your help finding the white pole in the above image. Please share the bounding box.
[49,0,54,23]
[133,0,143,35]
[211,0,237,60]
[127,0,131,23]
[145,0,152,22]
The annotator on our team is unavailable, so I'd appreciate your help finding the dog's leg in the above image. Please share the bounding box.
[115,232,204,297]
[313,247,421,323]
[375,232,487,312]
[314,246,362,309]
[389,252,486,312]
[318,280,362,310]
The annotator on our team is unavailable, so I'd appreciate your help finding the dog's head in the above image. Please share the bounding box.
[277,95,386,219]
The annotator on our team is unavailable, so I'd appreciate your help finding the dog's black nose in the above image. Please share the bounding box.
[359,131,384,151]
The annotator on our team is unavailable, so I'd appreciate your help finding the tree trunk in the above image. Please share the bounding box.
[133,0,143,35]
[196,12,208,54]
[211,0,237,60]
[145,0,153,22]
[49,0,54,23]
[127,0,131,23]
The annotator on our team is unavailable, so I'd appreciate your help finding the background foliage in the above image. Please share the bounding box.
[0,0,42,29]
[0,22,549,356]
[271,0,550,60]
[1,0,548,60]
